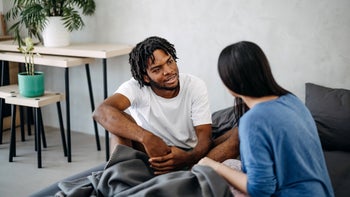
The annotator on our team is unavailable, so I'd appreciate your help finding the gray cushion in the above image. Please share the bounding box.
[305,83,350,151]
[323,150,350,197]
[211,106,237,138]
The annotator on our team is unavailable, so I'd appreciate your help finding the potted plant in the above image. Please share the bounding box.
[5,0,96,47]
[18,37,44,97]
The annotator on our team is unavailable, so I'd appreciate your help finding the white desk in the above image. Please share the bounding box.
[0,40,133,161]
[0,41,132,58]
[0,52,94,67]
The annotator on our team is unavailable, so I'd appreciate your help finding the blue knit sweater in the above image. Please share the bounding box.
[239,94,334,197]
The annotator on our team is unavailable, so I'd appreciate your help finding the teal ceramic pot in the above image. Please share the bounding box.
[18,71,45,97]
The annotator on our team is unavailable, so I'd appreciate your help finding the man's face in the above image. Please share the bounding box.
[144,49,179,92]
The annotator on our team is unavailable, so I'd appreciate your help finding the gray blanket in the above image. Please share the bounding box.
[55,145,233,197]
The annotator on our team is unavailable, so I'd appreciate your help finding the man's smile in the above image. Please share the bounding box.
[164,74,178,85]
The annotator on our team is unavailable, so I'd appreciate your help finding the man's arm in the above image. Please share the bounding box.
[149,124,212,174]
[92,93,170,157]
[187,124,212,165]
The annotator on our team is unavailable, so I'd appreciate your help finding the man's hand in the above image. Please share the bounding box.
[149,146,191,175]
[142,132,171,157]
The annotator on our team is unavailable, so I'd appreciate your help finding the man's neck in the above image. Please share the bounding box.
[151,86,180,98]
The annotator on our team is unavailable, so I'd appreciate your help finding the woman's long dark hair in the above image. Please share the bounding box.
[129,36,178,87]
[218,41,290,121]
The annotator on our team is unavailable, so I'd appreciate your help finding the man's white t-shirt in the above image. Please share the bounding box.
[115,73,212,149]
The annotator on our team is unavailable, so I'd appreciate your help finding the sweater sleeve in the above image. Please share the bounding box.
[239,114,277,197]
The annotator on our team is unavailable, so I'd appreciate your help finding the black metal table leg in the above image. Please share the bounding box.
[35,108,42,168]
[9,104,16,162]
[38,109,47,148]
[0,60,5,144]
[19,106,25,141]
[56,102,67,156]
[85,64,101,151]
[0,98,3,144]
[103,58,110,161]
[65,68,71,162]
[26,107,32,136]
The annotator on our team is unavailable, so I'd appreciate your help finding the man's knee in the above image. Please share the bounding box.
[230,127,239,151]
[110,133,132,150]
[210,127,240,160]
[109,133,146,154]
[226,127,239,157]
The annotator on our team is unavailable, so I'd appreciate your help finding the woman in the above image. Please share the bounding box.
[198,41,334,197]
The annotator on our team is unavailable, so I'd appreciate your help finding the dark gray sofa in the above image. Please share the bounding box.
[305,83,350,197]
[31,83,350,196]
[323,151,350,197]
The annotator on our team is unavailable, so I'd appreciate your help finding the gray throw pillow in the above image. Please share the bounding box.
[211,107,237,138]
[305,83,350,151]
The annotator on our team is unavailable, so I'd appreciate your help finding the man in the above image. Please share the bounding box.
[93,36,238,175]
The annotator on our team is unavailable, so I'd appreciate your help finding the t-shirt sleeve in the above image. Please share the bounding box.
[190,77,212,126]
[115,78,139,104]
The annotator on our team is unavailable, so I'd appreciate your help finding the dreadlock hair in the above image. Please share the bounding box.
[129,36,178,87]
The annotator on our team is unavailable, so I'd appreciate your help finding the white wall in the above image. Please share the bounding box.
[3,0,350,136]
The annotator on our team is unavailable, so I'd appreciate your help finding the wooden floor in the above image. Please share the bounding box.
[0,126,106,197]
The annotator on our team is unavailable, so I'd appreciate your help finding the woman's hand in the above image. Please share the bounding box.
[198,157,221,171]
[198,157,248,194]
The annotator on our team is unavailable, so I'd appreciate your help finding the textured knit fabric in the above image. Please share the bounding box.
[55,145,233,197]
[116,73,212,149]
[239,94,334,197]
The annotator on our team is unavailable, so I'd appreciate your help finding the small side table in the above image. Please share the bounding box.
[0,51,95,163]
[3,85,66,168]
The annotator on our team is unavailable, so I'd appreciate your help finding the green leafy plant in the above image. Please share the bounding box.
[5,0,96,46]
[18,37,40,75]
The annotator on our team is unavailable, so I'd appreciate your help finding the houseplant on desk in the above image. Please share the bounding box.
[5,0,96,47]
[18,37,44,97]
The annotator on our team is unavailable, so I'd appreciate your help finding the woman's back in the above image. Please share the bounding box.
[239,94,334,197]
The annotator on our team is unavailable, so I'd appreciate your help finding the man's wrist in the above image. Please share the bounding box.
[189,147,209,165]
[139,129,151,144]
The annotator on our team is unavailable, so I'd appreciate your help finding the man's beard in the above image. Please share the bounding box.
[148,77,180,91]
